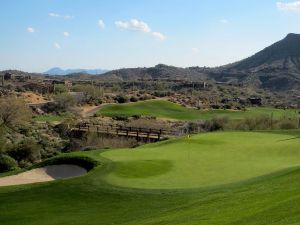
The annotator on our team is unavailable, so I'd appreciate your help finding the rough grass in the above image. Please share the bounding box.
[0,130,300,225]
[97,100,299,121]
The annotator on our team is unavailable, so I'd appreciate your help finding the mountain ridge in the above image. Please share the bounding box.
[100,33,300,90]
[44,67,109,76]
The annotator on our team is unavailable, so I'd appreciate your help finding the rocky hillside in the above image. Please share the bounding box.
[229,33,300,72]
[101,64,209,81]
[101,34,300,91]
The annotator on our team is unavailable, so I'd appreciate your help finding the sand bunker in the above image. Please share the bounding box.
[0,164,87,187]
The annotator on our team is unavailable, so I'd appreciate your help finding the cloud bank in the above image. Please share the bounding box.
[27,27,35,33]
[115,19,166,41]
[277,1,300,10]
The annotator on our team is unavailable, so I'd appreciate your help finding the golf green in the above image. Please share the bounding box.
[102,132,300,189]
[0,130,300,225]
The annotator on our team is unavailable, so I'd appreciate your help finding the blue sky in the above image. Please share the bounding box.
[1,0,300,72]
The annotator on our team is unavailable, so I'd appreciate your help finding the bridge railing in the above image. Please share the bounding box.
[73,123,175,138]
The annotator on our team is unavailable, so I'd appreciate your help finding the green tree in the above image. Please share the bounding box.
[72,84,104,103]
[54,93,76,111]
[54,84,68,94]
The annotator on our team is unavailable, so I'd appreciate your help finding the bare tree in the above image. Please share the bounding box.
[0,97,32,130]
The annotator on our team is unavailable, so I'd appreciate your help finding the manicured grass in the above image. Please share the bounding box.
[0,130,299,225]
[97,100,299,120]
[33,114,65,122]
[102,131,300,189]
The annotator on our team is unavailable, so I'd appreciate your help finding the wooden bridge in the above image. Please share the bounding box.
[72,123,173,141]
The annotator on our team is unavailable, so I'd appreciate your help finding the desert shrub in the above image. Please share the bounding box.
[112,115,129,121]
[54,93,76,111]
[153,91,172,97]
[42,102,59,113]
[54,123,72,138]
[243,118,257,131]
[242,115,273,130]
[278,119,298,129]
[7,139,41,165]
[130,96,138,102]
[72,84,104,103]
[15,86,25,92]
[183,121,205,134]
[85,133,139,150]
[0,154,18,172]
[211,105,221,109]
[54,84,68,94]
[132,115,141,119]
[115,95,128,104]
[229,120,249,130]
[0,97,32,129]
[256,115,273,130]
[139,95,152,101]
[43,94,76,113]
[211,116,229,131]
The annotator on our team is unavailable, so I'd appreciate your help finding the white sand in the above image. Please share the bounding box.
[0,164,87,187]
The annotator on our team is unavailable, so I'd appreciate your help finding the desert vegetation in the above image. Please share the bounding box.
[0,28,300,225]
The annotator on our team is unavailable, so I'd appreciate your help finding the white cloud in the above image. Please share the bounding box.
[48,12,74,19]
[63,32,69,37]
[54,42,61,49]
[49,12,60,17]
[277,1,300,10]
[27,27,35,33]
[191,48,200,54]
[115,19,151,33]
[98,19,105,29]
[64,15,74,20]
[151,32,166,41]
[115,19,166,41]
[220,19,229,24]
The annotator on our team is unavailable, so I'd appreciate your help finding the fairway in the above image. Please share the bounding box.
[33,114,66,122]
[102,132,300,189]
[0,130,300,225]
[97,100,299,120]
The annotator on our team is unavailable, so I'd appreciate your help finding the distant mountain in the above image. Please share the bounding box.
[101,34,300,91]
[213,33,300,90]
[44,67,109,76]
[101,64,210,81]
[229,33,300,71]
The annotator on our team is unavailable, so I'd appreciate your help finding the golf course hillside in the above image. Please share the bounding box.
[102,131,300,189]
[0,130,299,225]
[97,100,299,121]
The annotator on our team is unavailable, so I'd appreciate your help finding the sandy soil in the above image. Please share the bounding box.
[79,103,114,118]
[20,92,49,104]
[0,165,87,187]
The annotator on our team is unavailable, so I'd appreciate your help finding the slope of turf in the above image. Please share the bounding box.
[0,130,299,225]
[97,100,299,120]
[102,131,300,189]
[33,114,65,122]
